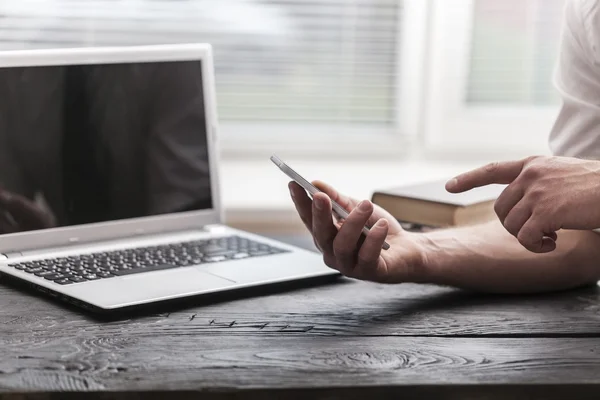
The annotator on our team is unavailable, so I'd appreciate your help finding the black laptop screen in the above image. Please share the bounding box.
[0,60,213,234]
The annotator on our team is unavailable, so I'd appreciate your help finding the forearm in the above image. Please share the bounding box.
[417,220,600,293]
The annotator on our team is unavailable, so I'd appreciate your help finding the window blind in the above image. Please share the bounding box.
[466,0,565,105]
[0,0,401,125]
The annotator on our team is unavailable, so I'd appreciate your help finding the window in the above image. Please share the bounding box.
[0,0,417,157]
[467,0,564,106]
[0,0,568,159]
[422,0,567,157]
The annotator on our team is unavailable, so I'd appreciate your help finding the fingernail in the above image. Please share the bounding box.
[358,200,371,212]
[288,184,295,199]
[377,219,388,229]
[446,178,458,190]
[314,196,325,210]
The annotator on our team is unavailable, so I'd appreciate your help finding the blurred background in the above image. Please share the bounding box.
[0,0,567,237]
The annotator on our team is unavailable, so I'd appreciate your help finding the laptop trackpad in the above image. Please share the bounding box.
[72,269,236,307]
[119,269,234,297]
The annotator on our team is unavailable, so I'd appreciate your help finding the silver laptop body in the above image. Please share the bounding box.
[0,44,337,313]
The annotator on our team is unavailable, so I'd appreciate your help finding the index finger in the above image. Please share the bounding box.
[0,190,49,227]
[445,160,525,193]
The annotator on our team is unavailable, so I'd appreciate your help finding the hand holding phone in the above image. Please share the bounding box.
[271,154,390,250]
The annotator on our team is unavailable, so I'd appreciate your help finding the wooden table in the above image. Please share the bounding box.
[3,235,600,399]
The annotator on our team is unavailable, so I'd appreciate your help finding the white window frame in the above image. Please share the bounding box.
[421,0,561,158]
[217,0,430,160]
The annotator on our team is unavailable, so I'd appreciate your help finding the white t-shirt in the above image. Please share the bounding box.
[550,0,600,158]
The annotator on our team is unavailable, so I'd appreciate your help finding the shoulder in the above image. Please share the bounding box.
[548,0,600,158]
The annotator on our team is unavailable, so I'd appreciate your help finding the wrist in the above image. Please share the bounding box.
[405,231,439,284]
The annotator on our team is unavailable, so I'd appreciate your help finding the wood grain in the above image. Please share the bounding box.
[2,278,600,337]
[4,387,600,400]
[2,336,600,398]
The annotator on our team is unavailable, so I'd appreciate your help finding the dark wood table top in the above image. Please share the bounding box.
[3,236,600,399]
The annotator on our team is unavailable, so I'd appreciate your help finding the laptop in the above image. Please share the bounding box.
[0,43,338,313]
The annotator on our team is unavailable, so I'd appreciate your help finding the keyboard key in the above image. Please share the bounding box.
[43,274,63,281]
[113,264,178,276]
[204,250,238,257]
[204,256,228,263]
[200,244,226,254]
[249,251,271,257]
[35,271,58,277]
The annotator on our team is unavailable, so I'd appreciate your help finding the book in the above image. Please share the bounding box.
[371,179,506,228]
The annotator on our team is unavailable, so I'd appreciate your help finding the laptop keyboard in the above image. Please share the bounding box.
[6,236,289,285]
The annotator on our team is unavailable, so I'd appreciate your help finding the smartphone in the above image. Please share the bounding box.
[270,154,390,250]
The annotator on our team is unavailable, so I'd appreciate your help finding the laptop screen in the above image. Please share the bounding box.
[0,60,213,235]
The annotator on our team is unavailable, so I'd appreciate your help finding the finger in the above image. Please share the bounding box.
[289,181,313,234]
[540,237,557,253]
[446,159,525,193]
[332,200,373,272]
[517,216,556,253]
[0,211,17,234]
[546,231,558,241]
[312,180,358,212]
[502,199,531,238]
[313,180,382,227]
[0,190,48,228]
[312,193,338,257]
[355,218,389,279]
[0,221,16,234]
[494,183,525,224]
